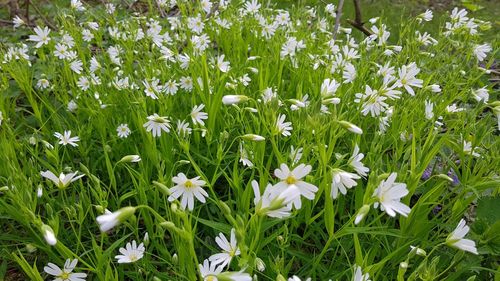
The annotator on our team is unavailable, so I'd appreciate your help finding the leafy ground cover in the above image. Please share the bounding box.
[0,0,499,280]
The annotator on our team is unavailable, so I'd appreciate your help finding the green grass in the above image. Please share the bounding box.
[0,0,499,280]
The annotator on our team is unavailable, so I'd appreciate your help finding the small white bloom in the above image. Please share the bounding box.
[143,114,171,137]
[54,130,80,147]
[41,224,57,246]
[168,173,209,211]
[28,26,51,48]
[96,207,136,232]
[446,219,478,255]
[117,124,131,138]
[41,170,84,189]
[222,95,249,105]
[274,163,318,209]
[115,240,145,263]
[352,265,371,281]
[209,228,241,268]
[330,169,360,199]
[473,44,491,62]
[44,259,87,281]
[373,173,411,217]
[276,114,292,137]
[191,104,208,126]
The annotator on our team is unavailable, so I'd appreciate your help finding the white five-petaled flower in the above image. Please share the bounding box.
[116,124,131,138]
[12,15,25,28]
[191,104,208,126]
[168,172,209,211]
[28,26,51,48]
[393,62,423,96]
[209,228,241,268]
[41,170,84,189]
[348,145,369,177]
[216,54,231,73]
[44,259,87,281]
[276,114,292,137]
[274,163,318,209]
[473,44,491,62]
[446,219,478,255]
[320,78,339,97]
[54,131,80,147]
[330,169,360,199]
[143,114,171,137]
[199,259,223,281]
[372,173,411,217]
[252,180,299,218]
[115,240,146,263]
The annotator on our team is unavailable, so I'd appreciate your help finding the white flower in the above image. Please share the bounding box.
[352,265,371,281]
[425,100,434,120]
[348,144,370,177]
[44,259,87,281]
[28,26,51,48]
[41,170,84,189]
[330,169,360,199]
[473,44,491,62]
[168,173,209,211]
[321,78,339,97]
[143,114,171,137]
[201,0,213,13]
[216,55,231,72]
[209,228,240,268]
[463,141,480,157]
[37,78,50,89]
[71,0,85,11]
[180,76,194,92]
[252,180,299,218]
[373,173,411,217]
[446,219,478,255]
[115,240,146,263]
[41,224,57,246]
[239,143,253,167]
[354,85,388,117]
[274,163,318,209]
[0,111,3,126]
[417,9,433,22]
[117,124,131,138]
[54,130,80,147]
[473,87,489,103]
[393,62,423,96]
[67,100,78,112]
[164,79,179,95]
[222,95,249,105]
[276,114,292,137]
[12,15,25,28]
[191,104,208,126]
[143,78,161,99]
[199,259,223,281]
[244,0,261,14]
[96,207,136,232]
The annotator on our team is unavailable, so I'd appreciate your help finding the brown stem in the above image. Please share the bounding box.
[30,1,57,30]
[332,0,345,40]
[25,0,30,25]
[348,0,372,37]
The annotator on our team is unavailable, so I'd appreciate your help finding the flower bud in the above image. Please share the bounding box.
[222,95,249,105]
[143,232,150,247]
[355,204,370,225]
[255,257,266,272]
[119,155,141,163]
[242,134,265,142]
[41,224,57,246]
[339,120,363,135]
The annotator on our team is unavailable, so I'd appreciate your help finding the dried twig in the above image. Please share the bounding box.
[347,0,372,37]
[29,1,57,30]
[25,0,30,25]
[332,0,345,40]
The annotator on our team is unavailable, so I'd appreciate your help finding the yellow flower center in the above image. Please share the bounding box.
[129,254,138,262]
[285,175,297,185]
[206,276,215,281]
[184,180,194,188]
[60,272,70,280]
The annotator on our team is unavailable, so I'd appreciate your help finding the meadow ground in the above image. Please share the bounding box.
[0,0,499,280]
